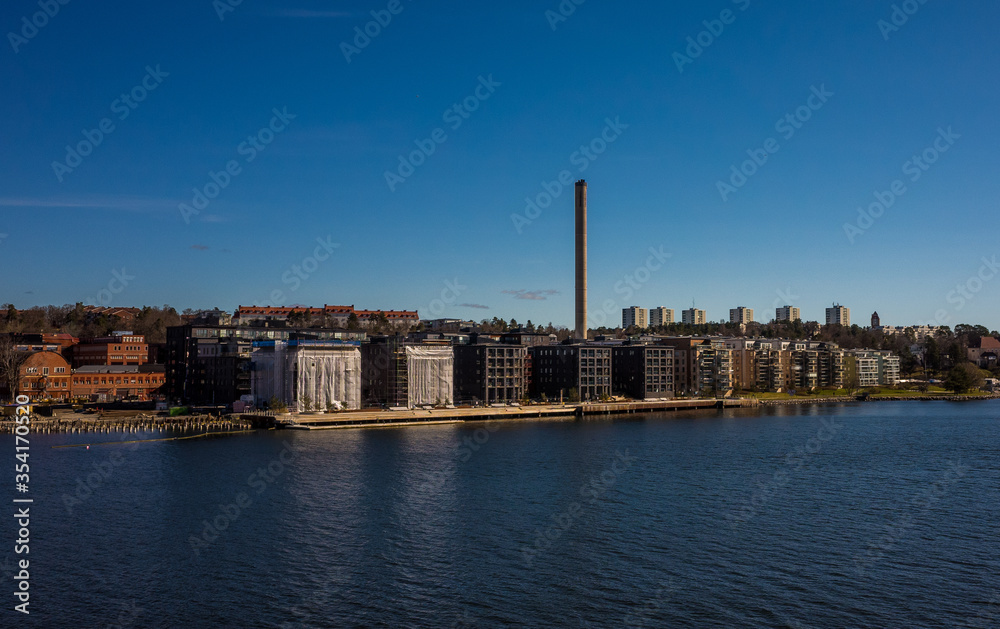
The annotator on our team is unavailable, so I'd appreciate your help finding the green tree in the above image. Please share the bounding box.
[347,312,360,330]
[268,395,288,413]
[844,356,860,394]
[924,336,942,374]
[945,363,984,394]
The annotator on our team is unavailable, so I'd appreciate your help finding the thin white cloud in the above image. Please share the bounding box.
[268,9,354,18]
[503,289,560,301]
[0,195,174,212]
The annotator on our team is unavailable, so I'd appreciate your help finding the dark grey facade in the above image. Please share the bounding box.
[360,336,409,408]
[611,345,674,399]
[529,344,610,401]
[453,343,526,404]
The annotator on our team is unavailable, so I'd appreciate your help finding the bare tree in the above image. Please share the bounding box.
[0,336,30,401]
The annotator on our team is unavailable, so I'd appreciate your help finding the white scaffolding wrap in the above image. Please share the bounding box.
[405,345,454,407]
[293,348,361,411]
[251,342,362,411]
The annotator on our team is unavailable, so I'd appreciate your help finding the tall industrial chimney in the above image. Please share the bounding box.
[575,180,587,341]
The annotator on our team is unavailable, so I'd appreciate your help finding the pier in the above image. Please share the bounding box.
[263,398,754,430]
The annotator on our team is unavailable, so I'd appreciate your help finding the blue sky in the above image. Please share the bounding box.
[2,1,999,330]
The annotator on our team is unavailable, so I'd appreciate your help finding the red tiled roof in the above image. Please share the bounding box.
[979,337,1000,349]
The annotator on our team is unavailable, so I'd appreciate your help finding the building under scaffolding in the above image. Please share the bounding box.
[361,336,454,408]
[250,340,362,411]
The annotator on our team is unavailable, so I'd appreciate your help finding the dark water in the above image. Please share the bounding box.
[5,401,1000,628]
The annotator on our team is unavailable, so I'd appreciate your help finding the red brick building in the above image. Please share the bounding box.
[18,351,73,401]
[71,332,149,368]
[71,365,166,402]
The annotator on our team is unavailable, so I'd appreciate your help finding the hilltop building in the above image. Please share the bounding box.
[682,308,706,325]
[729,307,754,325]
[649,307,674,327]
[826,304,850,327]
[622,306,648,329]
[775,306,801,322]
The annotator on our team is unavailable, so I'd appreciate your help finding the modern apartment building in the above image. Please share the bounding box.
[655,337,731,396]
[775,306,801,322]
[649,307,675,327]
[852,350,900,387]
[826,304,850,326]
[622,306,649,329]
[682,308,706,325]
[729,307,754,325]
[453,342,527,404]
[611,345,674,399]
[529,344,611,401]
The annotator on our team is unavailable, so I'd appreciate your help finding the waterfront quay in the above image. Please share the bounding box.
[262,398,754,430]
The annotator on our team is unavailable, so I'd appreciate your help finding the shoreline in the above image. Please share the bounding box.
[3,394,997,434]
[754,393,1000,406]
